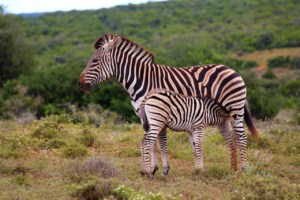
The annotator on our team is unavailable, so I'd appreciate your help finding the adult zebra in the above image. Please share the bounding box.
[139,90,236,178]
[79,34,258,175]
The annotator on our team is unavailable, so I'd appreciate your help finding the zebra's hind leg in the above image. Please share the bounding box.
[193,126,205,170]
[217,120,238,171]
[232,118,248,170]
[158,128,170,176]
[141,131,160,179]
[189,133,197,167]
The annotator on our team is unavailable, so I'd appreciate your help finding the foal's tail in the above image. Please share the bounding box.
[244,101,259,140]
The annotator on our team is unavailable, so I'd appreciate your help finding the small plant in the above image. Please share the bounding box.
[13,174,28,186]
[62,144,88,158]
[39,138,66,150]
[78,129,97,147]
[31,119,62,139]
[71,180,115,200]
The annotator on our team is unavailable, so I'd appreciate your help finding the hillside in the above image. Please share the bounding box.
[21,0,300,67]
[1,0,300,121]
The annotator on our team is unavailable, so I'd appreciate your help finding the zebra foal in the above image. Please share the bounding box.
[139,90,237,178]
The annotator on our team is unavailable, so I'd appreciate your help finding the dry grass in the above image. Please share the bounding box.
[236,47,300,67]
[0,117,299,199]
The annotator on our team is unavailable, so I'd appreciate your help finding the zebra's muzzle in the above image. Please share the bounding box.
[79,82,92,92]
[78,75,92,92]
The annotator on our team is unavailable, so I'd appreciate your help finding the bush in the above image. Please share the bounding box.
[69,156,119,178]
[268,56,290,68]
[71,180,115,200]
[62,144,88,158]
[262,67,276,79]
[39,139,66,150]
[78,132,97,147]
[291,56,300,69]
[231,175,300,200]
[31,119,62,139]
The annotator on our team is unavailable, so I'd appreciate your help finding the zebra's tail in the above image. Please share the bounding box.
[244,101,259,140]
[139,103,150,132]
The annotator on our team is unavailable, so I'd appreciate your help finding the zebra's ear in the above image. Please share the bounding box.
[106,36,122,49]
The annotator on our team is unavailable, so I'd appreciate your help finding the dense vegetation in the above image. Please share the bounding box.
[1,0,300,121]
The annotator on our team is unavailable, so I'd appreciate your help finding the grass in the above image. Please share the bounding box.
[235,47,300,67]
[0,116,299,199]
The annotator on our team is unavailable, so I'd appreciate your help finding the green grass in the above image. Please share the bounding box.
[0,117,299,199]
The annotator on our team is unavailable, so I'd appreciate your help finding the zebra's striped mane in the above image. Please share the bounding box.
[94,34,155,64]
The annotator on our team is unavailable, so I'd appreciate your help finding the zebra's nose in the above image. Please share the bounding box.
[78,74,91,92]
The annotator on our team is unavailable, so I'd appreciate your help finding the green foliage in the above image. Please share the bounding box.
[0,14,35,86]
[13,175,29,186]
[1,0,300,121]
[31,119,62,139]
[291,56,300,69]
[231,175,300,200]
[39,138,66,150]
[268,56,290,68]
[263,67,277,79]
[70,180,115,200]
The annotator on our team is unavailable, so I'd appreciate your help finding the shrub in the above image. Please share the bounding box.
[31,120,62,139]
[62,144,88,158]
[263,67,276,79]
[39,139,66,150]
[231,175,300,200]
[268,56,290,68]
[71,180,115,200]
[69,156,119,178]
[291,56,300,69]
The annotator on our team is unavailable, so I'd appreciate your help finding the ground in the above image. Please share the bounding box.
[0,115,299,199]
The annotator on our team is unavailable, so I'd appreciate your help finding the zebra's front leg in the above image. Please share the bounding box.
[193,127,205,170]
[158,128,170,176]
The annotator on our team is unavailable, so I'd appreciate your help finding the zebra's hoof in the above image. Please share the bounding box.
[151,166,159,175]
[163,165,170,176]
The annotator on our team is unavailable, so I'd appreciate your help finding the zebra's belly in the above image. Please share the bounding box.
[166,120,195,133]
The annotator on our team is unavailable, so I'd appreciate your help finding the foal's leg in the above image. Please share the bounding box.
[217,120,238,171]
[193,126,205,169]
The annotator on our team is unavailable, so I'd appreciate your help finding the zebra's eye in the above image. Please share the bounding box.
[92,58,99,63]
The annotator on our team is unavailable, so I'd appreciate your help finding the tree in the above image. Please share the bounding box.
[0,9,35,86]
